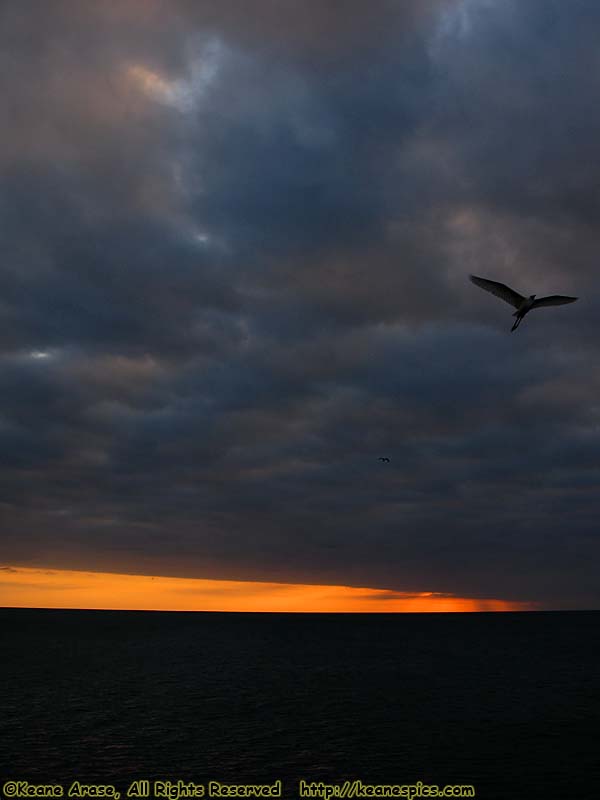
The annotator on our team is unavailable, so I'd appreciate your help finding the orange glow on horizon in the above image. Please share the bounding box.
[0,566,537,613]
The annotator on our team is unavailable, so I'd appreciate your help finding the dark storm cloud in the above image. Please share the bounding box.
[176,0,448,62]
[0,164,242,356]
[1,0,599,608]
[427,0,600,222]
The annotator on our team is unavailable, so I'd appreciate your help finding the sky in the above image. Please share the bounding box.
[1,0,599,611]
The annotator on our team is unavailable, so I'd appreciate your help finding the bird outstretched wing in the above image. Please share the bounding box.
[469,275,525,309]
[531,295,578,309]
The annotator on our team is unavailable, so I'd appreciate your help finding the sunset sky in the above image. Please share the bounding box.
[1,0,599,612]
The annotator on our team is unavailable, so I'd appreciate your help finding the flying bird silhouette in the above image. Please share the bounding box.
[469,275,577,331]
[378,457,391,463]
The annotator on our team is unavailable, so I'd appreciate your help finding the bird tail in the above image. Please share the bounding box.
[511,317,521,332]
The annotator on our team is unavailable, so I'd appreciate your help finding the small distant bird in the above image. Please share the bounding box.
[378,457,391,463]
[470,275,577,332]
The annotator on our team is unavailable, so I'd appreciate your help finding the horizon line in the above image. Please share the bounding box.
[3,605,597,614]
[0,564,541,613]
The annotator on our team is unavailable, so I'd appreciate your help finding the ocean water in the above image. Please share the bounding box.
[1,609,598,799]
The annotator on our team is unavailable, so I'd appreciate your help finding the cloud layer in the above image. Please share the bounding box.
[1,0,599,608]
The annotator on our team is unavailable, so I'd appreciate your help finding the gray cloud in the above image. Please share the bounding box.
[1,0,599,608]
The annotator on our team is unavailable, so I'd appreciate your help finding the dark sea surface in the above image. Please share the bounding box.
[1,609,599,799]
